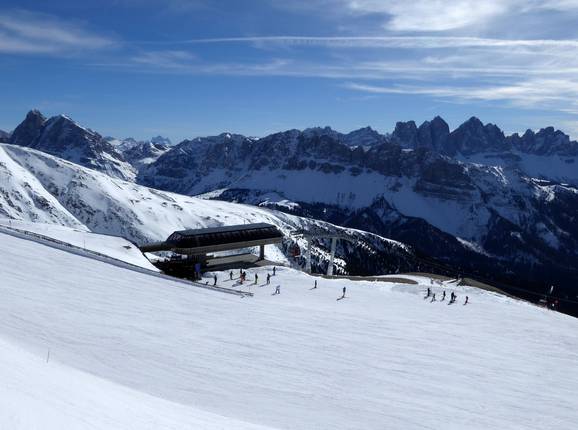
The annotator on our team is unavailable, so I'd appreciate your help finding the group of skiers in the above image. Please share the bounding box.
[213,267,352,300]
[215,269,466,306]
[217,267,277,287]
[424,287,468,305]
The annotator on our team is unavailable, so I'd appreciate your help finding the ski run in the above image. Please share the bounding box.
[1,226,577,429]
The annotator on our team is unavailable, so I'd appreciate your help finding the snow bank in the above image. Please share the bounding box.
[0,220,157,271]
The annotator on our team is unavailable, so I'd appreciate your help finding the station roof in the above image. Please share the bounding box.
[171,223,276,238]
[141,223,283,254]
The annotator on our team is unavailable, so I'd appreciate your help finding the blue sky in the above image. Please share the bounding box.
[2,0,578,142]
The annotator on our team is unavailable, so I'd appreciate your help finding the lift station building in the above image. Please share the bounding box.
[140,223,283,276]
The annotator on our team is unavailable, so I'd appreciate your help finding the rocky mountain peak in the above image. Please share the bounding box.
[511,126,576,156]
[343,126,385,147]
[38,114,106,152]
[391,120,418,147]
[462,116,484,130]
[445,117,507,155]
[417,117,450,151]
[9,109,47,147]
[302,126,341,141]
[8,110,134,181]
[151,135,172,146]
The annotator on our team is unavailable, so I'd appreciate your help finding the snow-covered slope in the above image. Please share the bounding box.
[0,325,266,428]
[0,220,157,270]
[0,145,85,227]
[0,143,415,274]
[1,230,577,429]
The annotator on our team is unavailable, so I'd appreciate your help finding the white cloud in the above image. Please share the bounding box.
[273,0,578,32]
[131,50,197,68]
[181,35,578,50]
[344,79,578,112]
[0,10,114,55]
[348,0,507,31]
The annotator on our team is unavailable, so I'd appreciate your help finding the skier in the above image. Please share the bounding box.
[441,290,446,301]
[273,266,276,276]
[430,293,436,302]
[314,280,317,289]
[213,274,217,286]
[341,286,346,299]
[267,273,271,285]
[275,285,281,295]
[449,292,456,304]
[464,296,469,305]
[424,287,431,299]
[255,273,258,285]
[229,271,233,281]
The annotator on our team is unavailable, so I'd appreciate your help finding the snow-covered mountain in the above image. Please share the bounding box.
[138,124,578,298]
[9,110,136,181]
[109,137,171,169]
[121,141,170,169]
[106,135,172,151]
[4,110,578,302]
[0,142,416,275]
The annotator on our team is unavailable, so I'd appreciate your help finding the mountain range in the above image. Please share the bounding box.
[0,140,417,277]
[3,110,578,311]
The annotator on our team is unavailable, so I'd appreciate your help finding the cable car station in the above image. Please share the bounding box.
[139,223,283,278]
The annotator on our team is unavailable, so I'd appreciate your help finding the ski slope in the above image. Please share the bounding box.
[0,220,157,270]
[1,230,577,429]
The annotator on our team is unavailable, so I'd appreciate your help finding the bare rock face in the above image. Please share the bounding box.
[444,117,508,155]
[9,110,46,147]
[509,127,578,156]
[417,116,450,152]
[391,120,418,148]
[342,126,385,147]
[0,129,10,143]
[390,116,578,157]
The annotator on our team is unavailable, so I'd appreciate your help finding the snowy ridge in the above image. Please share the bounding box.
[0,145,84,227]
